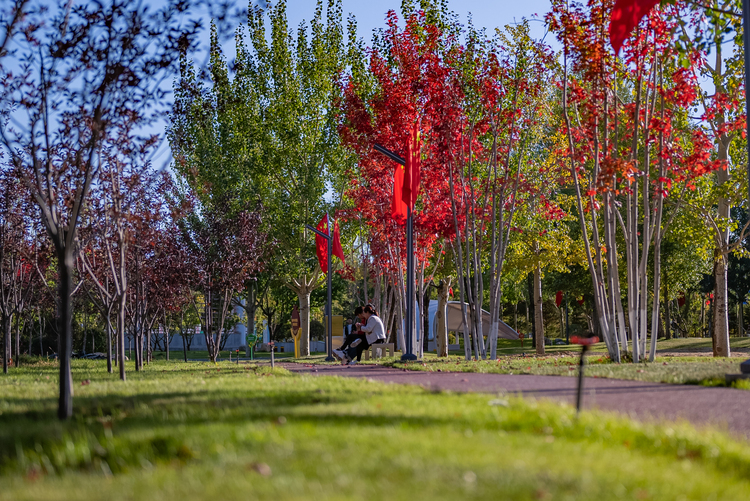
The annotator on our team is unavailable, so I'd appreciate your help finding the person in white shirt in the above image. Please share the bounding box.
[333,304,386,364]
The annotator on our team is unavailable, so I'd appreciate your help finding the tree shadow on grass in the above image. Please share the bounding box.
[0,363,289,392]
[0,387,470,472]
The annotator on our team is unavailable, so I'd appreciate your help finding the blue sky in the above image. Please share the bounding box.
[284,0,554,43]
[152,0,556,167]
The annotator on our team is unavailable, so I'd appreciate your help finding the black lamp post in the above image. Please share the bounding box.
[306,220,335,362]
[373,143,417,361]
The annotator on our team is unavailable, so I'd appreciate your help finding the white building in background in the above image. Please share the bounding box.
[156,298,519,354]
[161,300,248,351]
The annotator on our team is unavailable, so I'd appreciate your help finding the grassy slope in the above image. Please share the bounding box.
[1,360,750,500]
[377,353,745,386]
[148,350,298,361]
[471,336,750,356]
[288,337,750,386]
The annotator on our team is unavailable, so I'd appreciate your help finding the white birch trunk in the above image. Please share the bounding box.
[435,278,451,357]
[714,253,731,357]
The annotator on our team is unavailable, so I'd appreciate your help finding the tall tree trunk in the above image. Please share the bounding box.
[648,242,661,361]
[363,258,369,306]
[117,297,126,380]
[105,310,113,373]
[181,311,188,362]
[435,278,451,357]
[14,315,20,367]
[415,263,426,359]
[298,290,311,357]
[373,268,382,313]
[740,299,745,337]
[39,308,43,356]
[527,272,534,343]
[533,263,544,355]
[664,271,672,340]
[422,279,431,355]
[713,251,731,357]
[709,40,732,357]
[245,281,257,357]
[287,272,320,358]
[114,321,118,367]
[146,324,152,364]
[27,318,32,355]
[2,314,10,374]
[57,250,74,420]
[135,330,141,370]
[164,311,170,361]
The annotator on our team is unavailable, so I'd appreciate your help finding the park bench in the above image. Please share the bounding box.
[363,343,395,360]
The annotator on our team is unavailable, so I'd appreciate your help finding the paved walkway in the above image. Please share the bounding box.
[282,363,750,438]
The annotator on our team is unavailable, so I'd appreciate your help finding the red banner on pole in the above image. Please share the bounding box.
[315,214,345,273]
[609,0,660,54]
[315,214,329,273]
[332,219,345,265]
[392,163,407,222]
[402,123,421,210]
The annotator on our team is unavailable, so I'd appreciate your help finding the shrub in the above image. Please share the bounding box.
[310,320,325,340]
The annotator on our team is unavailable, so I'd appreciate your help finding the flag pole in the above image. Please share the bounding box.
[403,205,417,361]
[306,222,335,362]
[327,214,333,362]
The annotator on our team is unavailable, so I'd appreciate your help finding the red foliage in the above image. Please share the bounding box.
[547,0,721,197]
[337,11,452,277]
[338,12,554,284]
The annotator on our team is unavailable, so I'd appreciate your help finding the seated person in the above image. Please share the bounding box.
[333,304,386,364]
[344,317,355,336]
[339,307,365,351]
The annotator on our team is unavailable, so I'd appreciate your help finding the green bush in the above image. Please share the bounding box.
[310,319,325,340]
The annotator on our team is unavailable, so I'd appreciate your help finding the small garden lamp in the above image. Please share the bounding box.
[570,335,599,415]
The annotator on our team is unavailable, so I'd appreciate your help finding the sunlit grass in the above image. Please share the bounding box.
[372,353,746,386]
[290,337,750,387]
[0,359,749,500]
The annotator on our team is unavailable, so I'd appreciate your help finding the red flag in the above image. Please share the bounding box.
[392,162,407,222]
[402,123,421,210]
[332,219,345,265]
[555,290,563,308]
[315,214,330,273]
[609,0,660,54]
[316,215,345,274]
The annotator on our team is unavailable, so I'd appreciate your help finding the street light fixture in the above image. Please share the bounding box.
[373,142,417,361]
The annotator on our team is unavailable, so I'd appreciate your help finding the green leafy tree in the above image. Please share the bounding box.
[169,0,354,356]
[676,0,748,357]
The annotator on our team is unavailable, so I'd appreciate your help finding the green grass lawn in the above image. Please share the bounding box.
[393,353,748,386]
[148,350,299,361]
[293,351,749,387]
[1,359,750,500]
[287,337,750,387]
[458,336,750,356]
[654,336,750,353]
